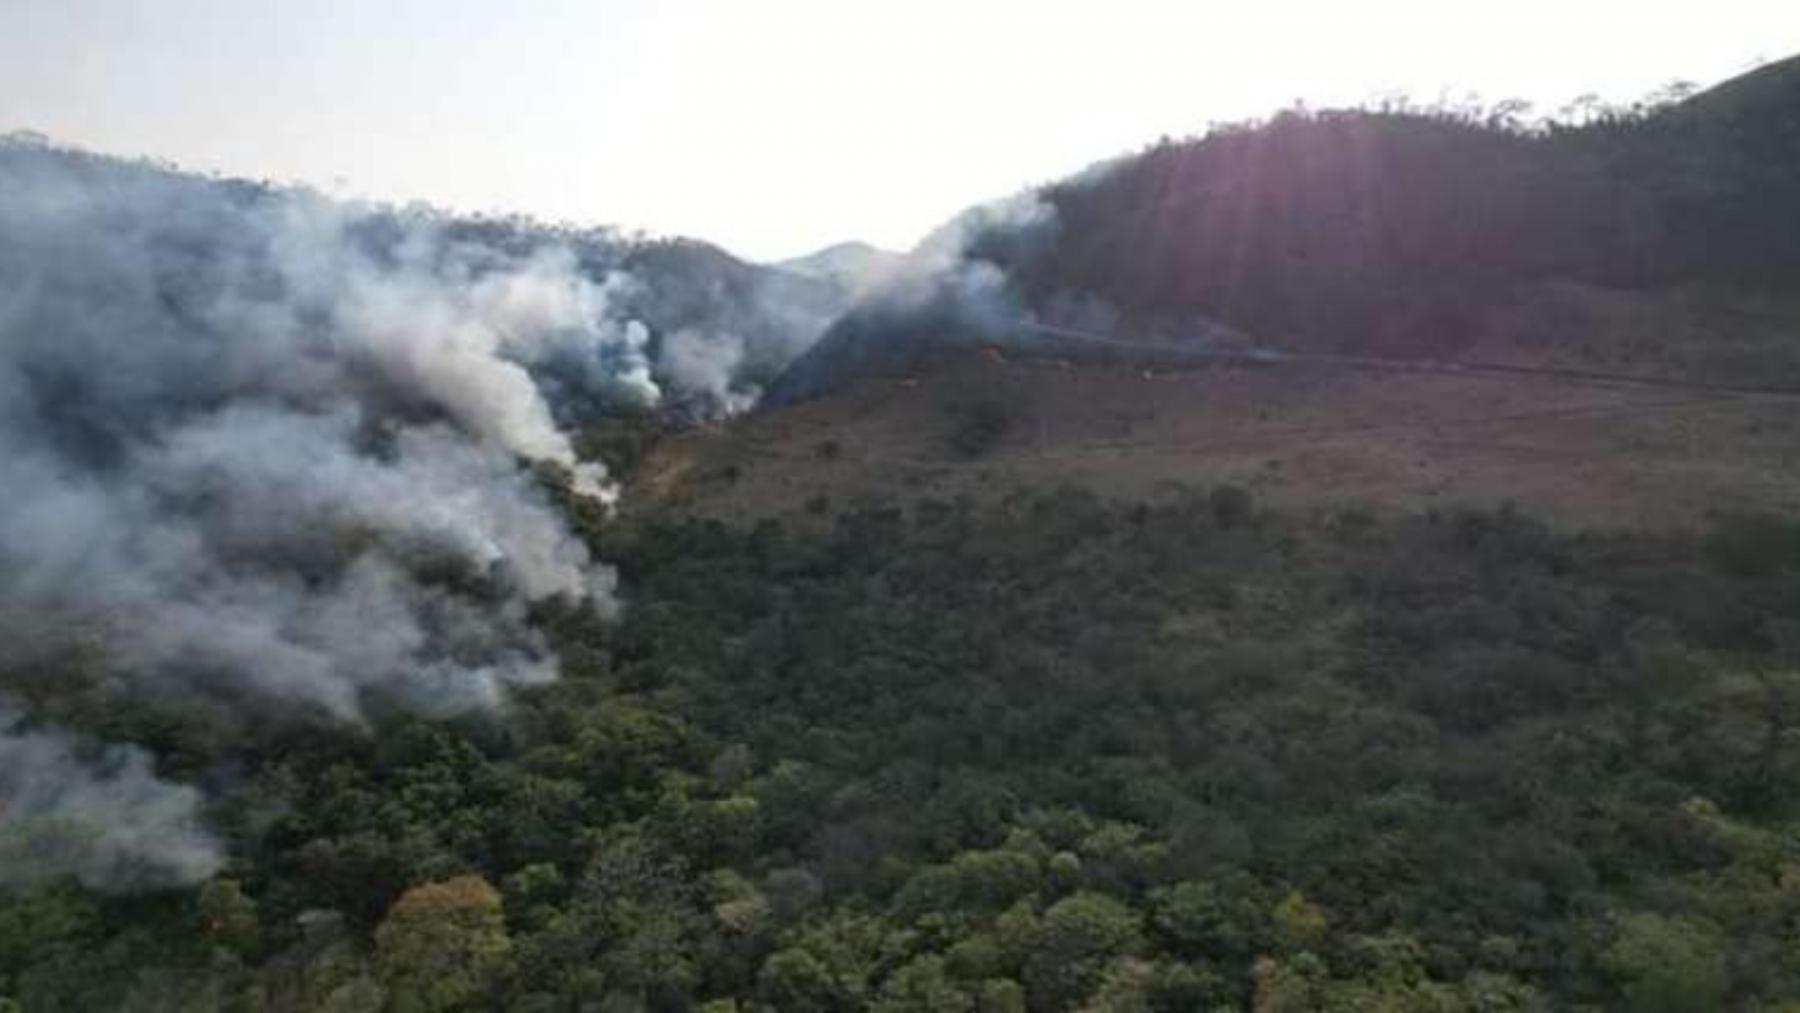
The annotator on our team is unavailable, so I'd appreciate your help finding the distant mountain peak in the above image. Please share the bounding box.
[776,241,904,295]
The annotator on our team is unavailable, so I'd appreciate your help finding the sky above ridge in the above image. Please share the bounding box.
[3,0,1796,260]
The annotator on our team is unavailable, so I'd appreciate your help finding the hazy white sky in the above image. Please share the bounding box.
[3,0,1797,260]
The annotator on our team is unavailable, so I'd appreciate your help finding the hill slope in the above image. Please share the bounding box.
[638,282,1800,530]
[0,134,852,418]
[1005,58,1800,354]
[763,57,1800,406]
[776,240,904,296]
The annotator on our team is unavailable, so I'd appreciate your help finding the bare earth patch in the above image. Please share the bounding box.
[633,285,1800,532]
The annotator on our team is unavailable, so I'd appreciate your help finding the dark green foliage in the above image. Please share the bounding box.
[7,489,1800,1009]
[1207,484,1254,530]
[944,394,1014,458]
[1021,893,1140,1008]
[1602,912,1729,1013]
[577,410,664,478]
[1704,511,1800,577]
[989,73,1800,356]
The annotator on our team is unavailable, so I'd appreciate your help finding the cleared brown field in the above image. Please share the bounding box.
[631,348,1799,532]
[632,284,1800,531]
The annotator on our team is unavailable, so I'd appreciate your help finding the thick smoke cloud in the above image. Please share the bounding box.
[0,143,639,724]
[0,707,221,893]
[880,190,1060,325]
[658,327,758,417]
[0,140,703,887]
[620,240,847,419]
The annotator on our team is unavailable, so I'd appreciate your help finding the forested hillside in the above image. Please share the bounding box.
[8,489,1800,1010]
[991,56,1800,357]
[763,59,1800,408]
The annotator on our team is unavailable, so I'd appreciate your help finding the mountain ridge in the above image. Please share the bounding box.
[761,55,1800,408]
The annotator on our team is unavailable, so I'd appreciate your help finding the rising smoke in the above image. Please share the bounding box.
[881,190,1060,324]
[0,707,221,893]
[659,327,758,416]
[0,137,830,891]
[759,191,1063,406]
[624,238,847,419]
[0,142,635,721]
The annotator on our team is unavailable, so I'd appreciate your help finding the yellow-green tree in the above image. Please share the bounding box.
[1602,913,1728,1013]
[374,875,512,1013]
[1270,890,1327,955]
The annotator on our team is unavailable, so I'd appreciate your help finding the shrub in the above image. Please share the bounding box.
[1208,484,1254,529]
[945,396,1013,458]
[1704,512,1800,576]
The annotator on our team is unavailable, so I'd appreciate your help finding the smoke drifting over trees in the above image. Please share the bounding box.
[0,141,633,718]
[761,191,1062,405]
[0,137,842,890]
[0,707,220,893]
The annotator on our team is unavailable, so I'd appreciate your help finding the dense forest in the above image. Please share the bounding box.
[8,485,1800,1011]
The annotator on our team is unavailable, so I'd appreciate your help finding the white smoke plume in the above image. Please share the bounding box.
[909,191,1059,275]
[0,142,645,726]
[658,327,759,418]
[0,136,854,894]
[618,238,848,418]
[0,707,221,893]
